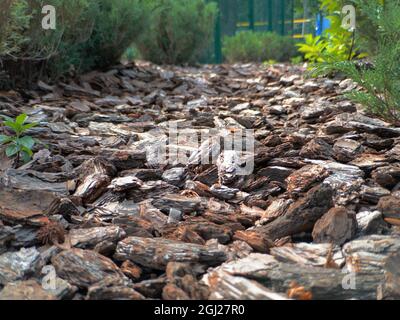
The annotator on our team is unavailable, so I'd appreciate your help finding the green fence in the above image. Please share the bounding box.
[206,0,317,63]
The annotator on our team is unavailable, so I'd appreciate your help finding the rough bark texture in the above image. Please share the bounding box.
[114,236,227,270]
[257,184,334,241]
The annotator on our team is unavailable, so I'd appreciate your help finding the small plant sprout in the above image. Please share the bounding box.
[0,113,38,163]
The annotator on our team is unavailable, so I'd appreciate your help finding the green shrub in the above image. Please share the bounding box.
[0,0,149,86]
[222,31,297,63]
[78,0,150,71]
[136,0,217,65]
[313,0,400,124]
[0,1,31,57]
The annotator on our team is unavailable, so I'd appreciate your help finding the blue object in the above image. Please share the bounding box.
[315,13,331,36]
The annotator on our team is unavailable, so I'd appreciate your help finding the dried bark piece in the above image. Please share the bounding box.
[181,220,233,244]
[121,260,142,281]
[204,272,289,300]
[162,167,187,187]
[371,165,400,189]
[300,138,334,160]
[343,235,400,273]
[205,253,383,300]
[356,210,389,236]
[151,194,202,214]
[132,277,167,299]
[163,262,209,300]
[286,165,329,194]
[103,149,147,171]
[162,224,206,245]
[0,247,43,284]
[52,248,125,288]
[377,196,400,226]
[258,166,294,183]
[360,185,391,204]
[233,230,273,253]
[377,252,400,300]
[70,226,126,249]
[308,160,365,206]
[312,207,357,245]
[0,224,14,254]
[270,243,344,268]
[107,175,143,192]
[333,138,363,162]
[1,169,70,194]
[0,186,58,223]
[162,283,190,300]
[74,158,115,203]
[114,236,227,270]
[113,215,156,237]
[0,280,56,300]
[209,184,239,200]
[257,199,292,226]
[287,282,313,300]
[86,277,144,300]
[202,212,247,231]
[257,184,334,241]
[340,113,400,137]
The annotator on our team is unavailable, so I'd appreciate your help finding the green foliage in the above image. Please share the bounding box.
[313,0,400,124]
[298,0,358,64]
[0,114,38,163]
[222,31,297,63]
[136,0,217,65]
[0,0,149,84]
[297,33,355,64]
[0,0,31,56]
[123,46,141,62]
[290,56,304,64]
[76,0,150,71]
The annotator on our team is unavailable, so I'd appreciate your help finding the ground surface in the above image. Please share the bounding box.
[0,62,400,300]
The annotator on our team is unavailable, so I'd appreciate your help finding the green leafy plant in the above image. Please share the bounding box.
[313,0,400,124]
[297,0,360,64]
[222,31,297,63]
[297,33,358,64]
[0,114,38,163]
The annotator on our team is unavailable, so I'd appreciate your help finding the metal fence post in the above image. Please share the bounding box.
[214,0,222,64]
[248,0,254,31]
[280,0,286,35]
[290,0,294,36]
[267,0,273,31]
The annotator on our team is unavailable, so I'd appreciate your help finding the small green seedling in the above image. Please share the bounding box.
[0,113,38,163]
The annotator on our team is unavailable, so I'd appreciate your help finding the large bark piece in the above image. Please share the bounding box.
[204,253,383,300]
[0,186,58,223]
[70,226,126,249]
[0,247,43,285]
[312,206,357,245]
[114,236,227,270]
[342,235,400,274]
[73,158,115,204]
[52,248,125,288]
[257,184,334,241]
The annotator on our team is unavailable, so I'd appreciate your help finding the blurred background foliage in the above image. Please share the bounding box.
[1,0,397,103]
